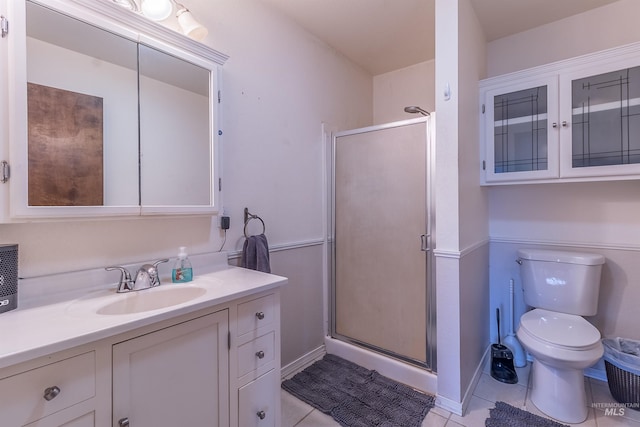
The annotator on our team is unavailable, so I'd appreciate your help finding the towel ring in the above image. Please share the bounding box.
[244,208,266,238]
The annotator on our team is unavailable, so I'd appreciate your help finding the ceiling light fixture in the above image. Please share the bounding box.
[112,0,208,41]
[141,0,172,21]
[174,1,208,41]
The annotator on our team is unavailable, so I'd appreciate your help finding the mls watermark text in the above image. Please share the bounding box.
[592,402,639,416]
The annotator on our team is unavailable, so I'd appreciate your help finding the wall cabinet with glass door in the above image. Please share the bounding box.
[481,42,640,185]
[0,0,228,220]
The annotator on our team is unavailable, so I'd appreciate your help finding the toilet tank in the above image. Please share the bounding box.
[517,249,605,316]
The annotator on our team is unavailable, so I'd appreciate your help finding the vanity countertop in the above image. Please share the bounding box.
[0,263,286,370]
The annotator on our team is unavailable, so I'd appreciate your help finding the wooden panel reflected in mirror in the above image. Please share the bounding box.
[27,83,104,206]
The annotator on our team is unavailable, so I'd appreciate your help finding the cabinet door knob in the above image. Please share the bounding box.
[257,410,266,420]
[256,350,265,359]
[43,386,61,401]
[552,122,558,128]
[562,120,569,127]
[118,418,130,427]
[255,311,265,320]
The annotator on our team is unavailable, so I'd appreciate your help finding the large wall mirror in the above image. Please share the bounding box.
[9,0,223,218]
[138,43,212,208]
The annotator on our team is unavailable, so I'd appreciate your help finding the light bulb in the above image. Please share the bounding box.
[141,0,172,21]
[177,8,208,41]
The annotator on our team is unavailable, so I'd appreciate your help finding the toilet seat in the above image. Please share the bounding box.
[520,308,601,350]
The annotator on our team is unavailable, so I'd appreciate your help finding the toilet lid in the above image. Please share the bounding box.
[520,309,601,349]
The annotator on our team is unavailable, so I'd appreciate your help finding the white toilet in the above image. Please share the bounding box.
[516,248,605,424]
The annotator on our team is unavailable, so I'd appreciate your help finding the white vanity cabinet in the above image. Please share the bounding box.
[233,293,281,427]
[0,344,110,427]
[481,42,640,185]
[0,353,96,426]
[112,310,230,427]
[0,284,283,427]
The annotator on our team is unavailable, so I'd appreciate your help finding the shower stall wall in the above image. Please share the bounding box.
[330,116,436,372]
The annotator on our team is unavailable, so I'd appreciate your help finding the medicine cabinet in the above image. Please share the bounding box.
[1,0,228,219]
[480,42,640,185]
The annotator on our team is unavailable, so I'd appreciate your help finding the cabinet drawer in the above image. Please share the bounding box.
[0,351,95,425]
[24,408,94,427]
[238,369,278,427]
[238,331,275,378]
[237,294,275,336]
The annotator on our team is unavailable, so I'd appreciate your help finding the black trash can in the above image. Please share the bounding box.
[603,338,640,412]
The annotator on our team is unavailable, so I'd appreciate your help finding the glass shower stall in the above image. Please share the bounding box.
[330,116,436,371]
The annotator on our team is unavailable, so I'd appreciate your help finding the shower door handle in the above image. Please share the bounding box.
[420,234,430,252]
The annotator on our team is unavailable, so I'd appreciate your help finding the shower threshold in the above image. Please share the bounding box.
[324,336,437,395]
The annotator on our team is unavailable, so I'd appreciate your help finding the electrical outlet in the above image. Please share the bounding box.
[220,216,230,230]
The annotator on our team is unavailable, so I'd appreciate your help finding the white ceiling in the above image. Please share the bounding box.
[260,0,620,75]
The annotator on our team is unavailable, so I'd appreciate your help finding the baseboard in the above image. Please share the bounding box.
[280,345,326,380]
[436,345,491,416]
[436,394,464,416]
[463,346,491,413]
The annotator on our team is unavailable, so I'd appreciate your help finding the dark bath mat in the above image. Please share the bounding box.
[486,401,570,427]
[282,354,435,427]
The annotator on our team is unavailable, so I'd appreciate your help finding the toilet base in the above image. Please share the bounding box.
[530,360,588,424]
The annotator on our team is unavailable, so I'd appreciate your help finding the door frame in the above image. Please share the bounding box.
[328,116,436,371]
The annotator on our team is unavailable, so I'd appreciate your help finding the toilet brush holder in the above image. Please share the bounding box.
[491,308,518,384]
[491,343,518,384]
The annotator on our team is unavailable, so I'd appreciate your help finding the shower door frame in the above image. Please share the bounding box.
[329,116,437,372]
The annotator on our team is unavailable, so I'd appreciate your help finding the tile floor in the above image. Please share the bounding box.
[282,359,640,426]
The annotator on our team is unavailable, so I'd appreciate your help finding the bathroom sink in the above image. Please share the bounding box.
[96,286,207,315]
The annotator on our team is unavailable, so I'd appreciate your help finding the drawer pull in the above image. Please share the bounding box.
[255,311,265,320]
[256,350,265,359]
[43,386,61,401]
[118,418,130,427]
[257,410,266,420]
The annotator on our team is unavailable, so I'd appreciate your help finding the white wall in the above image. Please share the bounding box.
[487,0,640,347]
[457,2,487,250]
[435,0,462,408]
[435,0,488,413]
[1,0,372,369]
[194,0,372,246]
[373,60,435,124]
[456,0,488,405]
[487,0,640,77]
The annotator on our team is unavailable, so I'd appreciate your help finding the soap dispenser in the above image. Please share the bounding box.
[172,246,193,283]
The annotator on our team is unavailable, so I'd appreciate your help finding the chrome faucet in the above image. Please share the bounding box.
[105,266,134,293]
[106,259,169,293]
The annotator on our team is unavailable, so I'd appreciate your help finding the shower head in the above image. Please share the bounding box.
[404,106,430,116]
